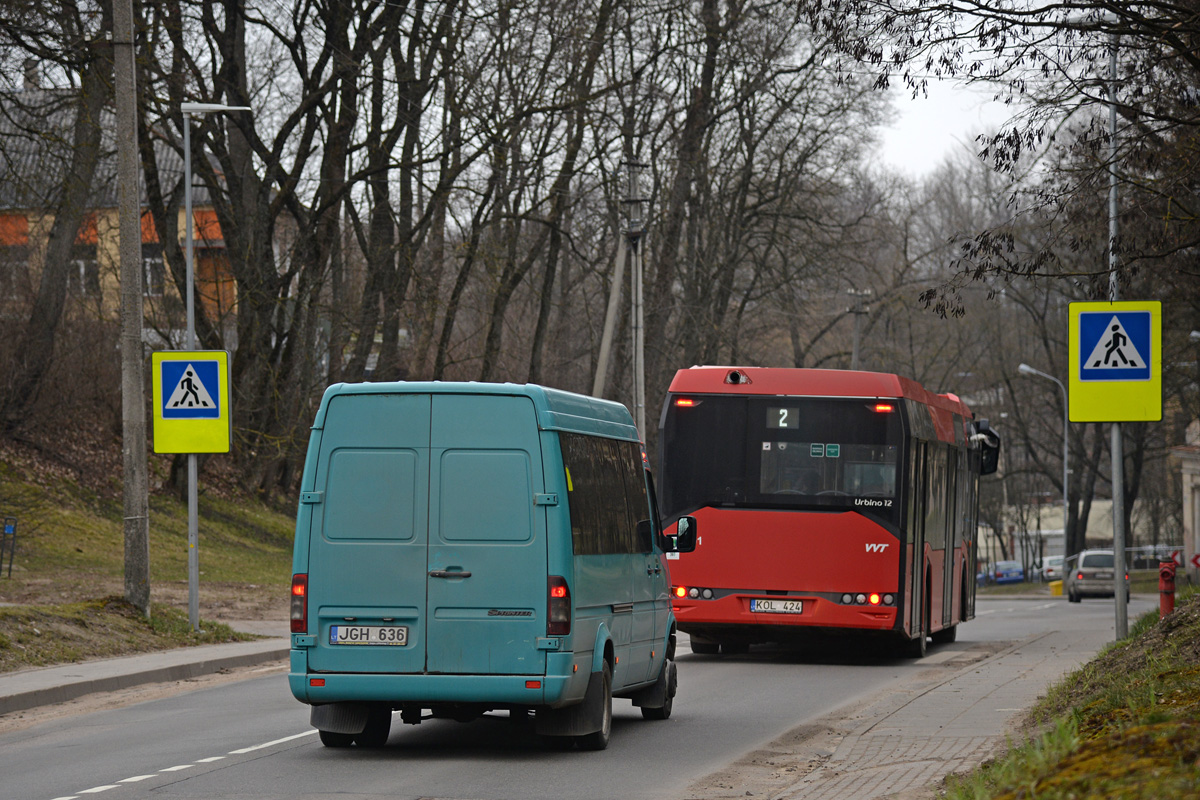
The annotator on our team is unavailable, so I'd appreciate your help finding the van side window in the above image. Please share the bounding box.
[561,433,647,555]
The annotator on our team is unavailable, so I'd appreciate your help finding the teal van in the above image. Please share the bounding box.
[288,382,696,750]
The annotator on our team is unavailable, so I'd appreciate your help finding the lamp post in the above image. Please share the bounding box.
[1018,363,1069,563]
[179,102,249,631]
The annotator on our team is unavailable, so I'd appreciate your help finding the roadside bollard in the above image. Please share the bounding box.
[1158,561,1176,618]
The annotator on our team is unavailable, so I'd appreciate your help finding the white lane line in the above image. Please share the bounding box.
[975,609,996,615]
[160,764,194,772]
[78,788,121,795]
[228,730,317,754]
[196,756,227,763]
[118,775,157,783]
[50,796,80,800]
[1033,602,1056,609]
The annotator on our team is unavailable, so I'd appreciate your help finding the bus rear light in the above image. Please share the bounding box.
[843,592,896,606]
[869,593,881,605]
[675,397,697,407]
[548,576,571,635]
[855,593,867,604]
[673,586,687,598]
[873,403,895,413]
[841,593,853,604]
[689,588,700,599]
[883,594,895,605]
[290,574,308,633]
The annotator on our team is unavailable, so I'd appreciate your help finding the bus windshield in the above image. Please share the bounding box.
[660,395,904,520]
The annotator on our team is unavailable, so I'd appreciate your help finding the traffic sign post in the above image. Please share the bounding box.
[1069,300,1161,641]
[151,350,231,631]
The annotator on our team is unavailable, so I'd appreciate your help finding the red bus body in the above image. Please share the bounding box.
[658,367,996,657]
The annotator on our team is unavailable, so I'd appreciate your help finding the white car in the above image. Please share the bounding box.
[1040,555,1064,582]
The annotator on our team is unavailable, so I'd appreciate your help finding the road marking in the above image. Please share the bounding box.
[78,789,120,795]
[1033,603,1056,610]
[228,730,316,754]
[196,756,226,763]
[49,796,79,800]
[975,609,996,615]
[160,765,193,772]
[117,776,156,783]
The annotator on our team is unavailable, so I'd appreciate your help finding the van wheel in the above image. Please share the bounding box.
[641,660,677,721]
[354,707,392,748]
[318,729,355,748]
[690,639,720,655]
[576,662,612,751]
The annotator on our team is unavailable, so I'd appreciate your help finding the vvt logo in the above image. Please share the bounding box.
[865,543,890,553]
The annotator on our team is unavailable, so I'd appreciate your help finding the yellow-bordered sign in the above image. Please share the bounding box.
[1068,301,1161,422]
[151,350,232,453]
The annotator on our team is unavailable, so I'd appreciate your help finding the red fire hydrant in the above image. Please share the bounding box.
[1159,561,1176,618]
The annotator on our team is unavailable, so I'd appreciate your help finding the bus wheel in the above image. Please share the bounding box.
[690,638,720,655]
[318,729,355,748]
[905,629,927,658]
[576,661,612,751]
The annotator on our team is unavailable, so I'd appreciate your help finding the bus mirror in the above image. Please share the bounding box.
[664,516,697,553]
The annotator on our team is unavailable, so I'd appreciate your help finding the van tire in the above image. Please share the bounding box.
[354,707,392,748]
[318,729,355,748]
[575,662,612,751]
[640,660,677,720]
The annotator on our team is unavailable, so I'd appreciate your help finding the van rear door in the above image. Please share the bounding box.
[426,394,548,675]
[305,393,431,675]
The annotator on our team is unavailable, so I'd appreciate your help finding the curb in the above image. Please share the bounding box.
[0,640,290,716]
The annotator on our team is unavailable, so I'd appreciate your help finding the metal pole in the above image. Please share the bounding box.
[1018,364,1070,559]
[182,112,200,631]
[1108,30,1128,640]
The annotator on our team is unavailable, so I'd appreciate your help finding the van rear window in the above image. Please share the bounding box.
[560,434,649,555]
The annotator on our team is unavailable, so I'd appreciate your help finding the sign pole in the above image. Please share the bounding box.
[1107,31,1128,640]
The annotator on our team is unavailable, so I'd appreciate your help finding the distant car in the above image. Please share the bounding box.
[991,560,1025,584]
[1040,555,1064,582]
[1064,550,1130,603]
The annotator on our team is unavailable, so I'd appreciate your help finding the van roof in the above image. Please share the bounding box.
[313,381,641,442]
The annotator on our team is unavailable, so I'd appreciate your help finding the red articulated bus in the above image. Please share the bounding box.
[657,366,1000,658]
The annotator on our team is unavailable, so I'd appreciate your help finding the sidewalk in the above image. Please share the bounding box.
[0,619,289,716]
[688,607,1124,800]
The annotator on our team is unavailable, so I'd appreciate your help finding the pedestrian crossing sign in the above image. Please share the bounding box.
[151,350,231,453]
[1069,301,1161,422]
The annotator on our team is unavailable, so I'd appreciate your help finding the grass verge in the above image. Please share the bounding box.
[0,597,255,673]
[944,585,1200,799]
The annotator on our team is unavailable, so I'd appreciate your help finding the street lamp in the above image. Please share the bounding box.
[179,102,249,631]
[1018,363,1069,567]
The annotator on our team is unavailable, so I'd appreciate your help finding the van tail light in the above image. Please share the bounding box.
[548,576,571,636]
[291,574,308,633]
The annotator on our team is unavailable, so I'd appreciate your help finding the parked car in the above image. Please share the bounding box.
[1064,550,1130,603]
[1039,555,1064,582]
[991,560,1025,584]
[977,560,1024,585]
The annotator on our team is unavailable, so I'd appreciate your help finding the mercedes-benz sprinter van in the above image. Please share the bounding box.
[288,382,695,750]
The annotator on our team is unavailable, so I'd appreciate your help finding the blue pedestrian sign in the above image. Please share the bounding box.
[1068,301,1161,422]
[151,350,232,453]
[1078,311,1150,382]
[161,360,221,418]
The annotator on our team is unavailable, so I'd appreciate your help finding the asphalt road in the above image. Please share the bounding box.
[3,593,1151,800]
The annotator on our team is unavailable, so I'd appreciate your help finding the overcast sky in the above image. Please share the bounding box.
[875,80,1013,177]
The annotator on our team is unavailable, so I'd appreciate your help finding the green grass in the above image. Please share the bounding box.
[943,585,1200,799]
[0,458,295,673]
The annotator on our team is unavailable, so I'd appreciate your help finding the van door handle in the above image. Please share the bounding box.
[429,570,472,579]
[647,564,661,576]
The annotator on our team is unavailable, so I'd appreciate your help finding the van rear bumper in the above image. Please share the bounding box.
[289,650,577,706]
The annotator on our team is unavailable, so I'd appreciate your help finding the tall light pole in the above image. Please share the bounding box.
[1019,363,1069,560]
[1106,30,1129,640]
[179,102,249,631]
